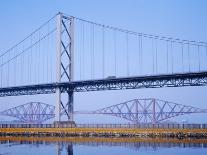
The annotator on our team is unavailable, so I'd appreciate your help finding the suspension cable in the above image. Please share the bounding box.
[66,13,207,47]
[0,15,56,59]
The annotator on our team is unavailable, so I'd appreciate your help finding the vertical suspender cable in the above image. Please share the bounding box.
[126,33,129,76]
[139,34,142,75]
[50,31,53,82]
[79,22,82,80]
[138,34,141,75]
[102,26,105,78]
[155,38,158,74]
[21,46,24,85]
[31,36,35,84]
[206,43,207,70]
[29,37,31,84]
[181,42,184,72]
[81,23,85,80]
[114,30,117,76]
[198,45,200,71]
[36,35,38,83]
[92,25,95,79]
[47,23,49,82]
[28,41,29,84]
[140,34,143,75]
[31,36,33,84]
[7,51,10,87]
[42,34,45,83]
[38,31,41,84]
[171,41,173,73]
[152,38,154,74]
[14,47,16,86]
[90,24,94,79]
[188,41,190,72]
[1,57,2,87]
[90,25,93,79]
[0,57,2,87]
[166,41,169,74]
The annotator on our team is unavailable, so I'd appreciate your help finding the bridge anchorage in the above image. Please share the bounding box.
[1,99,207,124]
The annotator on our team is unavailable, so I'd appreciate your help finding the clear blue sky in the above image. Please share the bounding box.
[0,0,207,123]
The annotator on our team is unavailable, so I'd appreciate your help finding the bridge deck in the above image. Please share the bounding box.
[0,71,207,97]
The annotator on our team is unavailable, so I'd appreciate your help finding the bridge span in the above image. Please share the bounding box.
[0,71,207,97]
[1,99,207,124]
[1,12,207,122]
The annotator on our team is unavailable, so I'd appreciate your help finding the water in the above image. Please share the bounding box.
[0,137,207,155]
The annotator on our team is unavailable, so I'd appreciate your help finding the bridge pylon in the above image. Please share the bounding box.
[55,12,74,122]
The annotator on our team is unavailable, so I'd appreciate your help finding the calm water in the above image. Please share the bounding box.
[0,137,207,155]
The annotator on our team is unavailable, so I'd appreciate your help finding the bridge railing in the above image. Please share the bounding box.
[0,123,207,129]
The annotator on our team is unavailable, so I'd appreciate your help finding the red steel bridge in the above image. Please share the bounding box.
[0,12,207,122]
[1,99,207,124]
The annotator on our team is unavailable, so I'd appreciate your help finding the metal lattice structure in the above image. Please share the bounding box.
[55,13,74,122]
[0,102,55,123]
[1,12,207,123]
[90,98,207,124]
[0,71,207,97]
[1,99,206,123]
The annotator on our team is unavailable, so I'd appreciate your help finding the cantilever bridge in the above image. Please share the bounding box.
[0,12,207,123]
[1,99,207,124]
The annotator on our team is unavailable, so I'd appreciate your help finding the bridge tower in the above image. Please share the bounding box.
[55,12,74,122]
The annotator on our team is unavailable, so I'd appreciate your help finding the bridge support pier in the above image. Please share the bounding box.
[68,91,74,121]
[55,12,75,122]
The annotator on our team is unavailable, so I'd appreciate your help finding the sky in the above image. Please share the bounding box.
[0,0,207,124]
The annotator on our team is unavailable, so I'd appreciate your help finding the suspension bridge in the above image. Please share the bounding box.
[0,12,207,123]
[0,99,207,124]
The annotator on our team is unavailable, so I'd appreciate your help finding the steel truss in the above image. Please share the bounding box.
[0,102,55,123]
[55,13,74,121]
[1,99,206,123]
[0,71,207,97]
[91,98,207,123]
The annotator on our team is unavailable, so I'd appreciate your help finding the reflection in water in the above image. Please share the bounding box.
[0,137,207,155]
[56,143,73,155]
[67,144,73,155]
